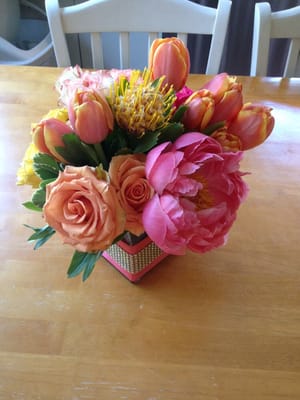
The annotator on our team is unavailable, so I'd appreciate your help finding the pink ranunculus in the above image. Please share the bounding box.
[143,132,248,255]
[43,165,126,253]
[56,66,134,105]
[109,154,154,236]
[68,89,114,144]
[202,73,243,124]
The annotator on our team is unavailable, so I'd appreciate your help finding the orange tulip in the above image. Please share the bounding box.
[211,128,242,152]
[227,103,275,150]
[182,89,215,131]
[32,118,73,162]
[148,37,190,91]
[203,73,243,123]
[68,89,114,144]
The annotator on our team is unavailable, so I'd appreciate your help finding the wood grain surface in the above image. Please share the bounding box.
[0,66,300,399]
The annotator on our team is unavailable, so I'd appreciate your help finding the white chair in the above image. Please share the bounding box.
[250,2,300,77]
[0,34,53,66]
[45,0,232,74]
[0,0,54,66]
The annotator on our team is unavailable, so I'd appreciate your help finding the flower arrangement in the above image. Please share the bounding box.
[17,38,274,281]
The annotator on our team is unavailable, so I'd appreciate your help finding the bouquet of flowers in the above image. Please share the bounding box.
[17,38,274,281]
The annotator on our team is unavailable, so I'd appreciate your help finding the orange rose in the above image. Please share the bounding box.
[43,165,125,252]
[109,154,154,236]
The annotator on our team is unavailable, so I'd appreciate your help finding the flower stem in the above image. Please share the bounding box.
[94,143,108,170]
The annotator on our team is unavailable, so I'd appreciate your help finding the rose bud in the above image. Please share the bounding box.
[148,37,190,91]
[227,102,275,150]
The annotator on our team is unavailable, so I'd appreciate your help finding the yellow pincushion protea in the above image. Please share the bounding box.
[108,69,176,137]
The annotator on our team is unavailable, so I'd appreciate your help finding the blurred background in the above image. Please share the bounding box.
[1,0,300,76]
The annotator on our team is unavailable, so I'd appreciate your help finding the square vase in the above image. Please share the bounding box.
[102,233,168,282]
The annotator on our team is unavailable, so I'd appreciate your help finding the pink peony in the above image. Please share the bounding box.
[143,132,248,255]
[43,165,126,252]
[109,154,154,236]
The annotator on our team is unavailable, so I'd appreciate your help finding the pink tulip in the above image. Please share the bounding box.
[182,89,215,131]
[227,103,275,150]
[202,73,243,123]
[68,89,114,144]
[148,37,190,91]
[32,118,73,162]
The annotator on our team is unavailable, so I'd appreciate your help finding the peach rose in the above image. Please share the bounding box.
[109,154,154,236]
[43,165,126,252]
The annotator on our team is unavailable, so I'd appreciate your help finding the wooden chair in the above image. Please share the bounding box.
[45,0,232,74]
[250,2,300,77]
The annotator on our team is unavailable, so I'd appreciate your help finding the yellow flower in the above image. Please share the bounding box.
[108,69,175,137]
[17,142,41,188]
[43,108,68,122]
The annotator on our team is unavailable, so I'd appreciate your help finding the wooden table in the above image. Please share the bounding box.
[0,66,300,399]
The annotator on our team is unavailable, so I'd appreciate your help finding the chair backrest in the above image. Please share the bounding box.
[45,0,232,74]
[0,33,53,66]
[250,2,300,77]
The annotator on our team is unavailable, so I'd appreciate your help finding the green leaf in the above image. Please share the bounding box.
[32,186,46,208]
[202,121,226,136]
[24,224,56,250]
[67,250,102,281]
[102,127,129,162]
[22,201,43,212]
[171,105,188,123]
[31,177,57,209]
[150,78,162,89]
[33,153,61,180]
[133,131,160,153]
[55,133,99,166]
[158,122,184,144]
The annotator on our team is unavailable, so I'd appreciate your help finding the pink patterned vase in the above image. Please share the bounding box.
[103,233,168,282]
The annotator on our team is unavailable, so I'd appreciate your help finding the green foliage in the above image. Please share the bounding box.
[25,224,56,250]
[67,250,102,281]
[102,127,129,162]
[202,121,225,136]
[133,130,160,153]
[171,105,188,123]
[33,153,61,180]
[31,178,56,209]
[157,122,184,144]
[55,133,100,166]
[22,201,42,212]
